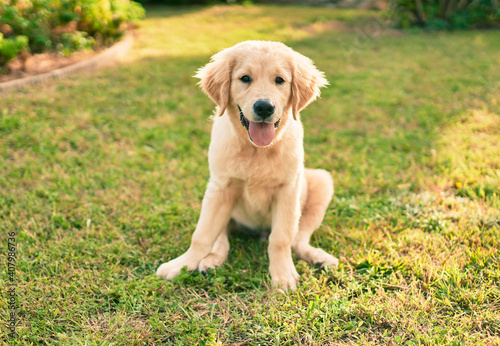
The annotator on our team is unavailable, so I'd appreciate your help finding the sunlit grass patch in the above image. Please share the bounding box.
[437,106,500,199]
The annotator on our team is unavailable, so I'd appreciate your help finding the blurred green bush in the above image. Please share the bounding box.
[0,33,29,64]
[0,0,145,67]
[389,0,500,29]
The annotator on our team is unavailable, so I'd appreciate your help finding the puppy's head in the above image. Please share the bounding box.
[196,41,327,147]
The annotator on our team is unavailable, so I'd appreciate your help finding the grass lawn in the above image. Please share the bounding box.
[1,4,499,345]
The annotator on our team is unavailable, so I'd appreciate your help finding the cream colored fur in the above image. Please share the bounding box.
[156,41,338,290]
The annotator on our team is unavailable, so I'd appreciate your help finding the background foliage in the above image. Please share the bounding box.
[0,0,145,66]
[389,0,500,29]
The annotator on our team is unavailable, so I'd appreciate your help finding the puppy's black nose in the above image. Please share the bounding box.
[253,100,275,119]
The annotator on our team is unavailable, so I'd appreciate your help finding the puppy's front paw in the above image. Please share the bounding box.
[198,253,226,273]
[156,253,200,280]
[270,263,300,291]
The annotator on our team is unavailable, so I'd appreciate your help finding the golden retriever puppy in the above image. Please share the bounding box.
[157,41,338,290]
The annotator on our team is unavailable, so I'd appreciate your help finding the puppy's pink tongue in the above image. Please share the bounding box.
[248,122,275,146]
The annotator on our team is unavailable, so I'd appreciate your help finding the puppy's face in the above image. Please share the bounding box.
[196,41,328,147]
[230,53,292,146]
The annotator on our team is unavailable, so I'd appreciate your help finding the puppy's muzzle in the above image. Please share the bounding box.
[238,104,281,147]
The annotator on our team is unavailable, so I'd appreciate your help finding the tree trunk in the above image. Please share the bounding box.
[444,0,457,19]
[456,0,470,10]
[414,0,426,25]
[492,0,499,11]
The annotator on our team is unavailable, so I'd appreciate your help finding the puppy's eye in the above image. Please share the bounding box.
[275,77,285,84]
[240,75,251,83]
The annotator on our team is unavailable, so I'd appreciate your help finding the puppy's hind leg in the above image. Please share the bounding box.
[198,223,230,273]
[292,169,338,268]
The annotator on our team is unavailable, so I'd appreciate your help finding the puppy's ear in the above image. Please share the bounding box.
[290,52,328,120]
[195,50,235,117]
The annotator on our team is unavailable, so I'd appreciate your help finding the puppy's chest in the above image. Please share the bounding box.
[223,147,296,182]
[221,148,297,228]
[232,181,278,228]
[230,161,284,216]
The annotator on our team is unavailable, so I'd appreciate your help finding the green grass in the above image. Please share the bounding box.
[1,4,499,345]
